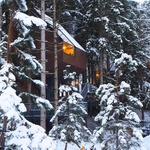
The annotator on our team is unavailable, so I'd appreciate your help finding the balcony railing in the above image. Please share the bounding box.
[23,82,92,118]
[23,101,88,118]
[24,102,54,118]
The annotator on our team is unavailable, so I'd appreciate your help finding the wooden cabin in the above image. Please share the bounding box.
[22,13,101,130]
[32,13,87,101]
[22,13,87,130]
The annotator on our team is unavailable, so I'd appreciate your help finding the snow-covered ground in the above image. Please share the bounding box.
[136,109,150,121]
[52,111,150,150]
[54,140,95,150]
[141,135,150,150]
[143,111,150,121]
[52,135,150,150]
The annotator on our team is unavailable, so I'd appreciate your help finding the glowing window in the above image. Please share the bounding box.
[63,42,74,56]
[96,68,100,78]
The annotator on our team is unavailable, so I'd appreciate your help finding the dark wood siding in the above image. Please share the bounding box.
[63,47,86,71]
[33,27,87,84]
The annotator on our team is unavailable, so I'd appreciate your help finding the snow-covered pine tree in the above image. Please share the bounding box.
[93,53,143,150]
[86,0,139,85]
[49,65,91,149]
[0,0,50,106]
[44,0,89,48]
[0,0,54,149]
[133,1,150,110]
[0,64,54,149]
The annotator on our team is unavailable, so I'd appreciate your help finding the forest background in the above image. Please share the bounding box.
[0,0,150,150]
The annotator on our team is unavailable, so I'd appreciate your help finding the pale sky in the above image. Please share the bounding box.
[134,0,145,3]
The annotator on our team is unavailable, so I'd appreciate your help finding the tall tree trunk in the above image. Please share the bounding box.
[7,15,13,63]
[100,50,104,84]
[27,70,32,114]
[40,0,46,129]
[115,69,120,150]
[0,116,7,150]
[106,54,110,77]
[98,0,104,84]
[53,0,58,125]
[6,2,16,64]
[64,142,68,150]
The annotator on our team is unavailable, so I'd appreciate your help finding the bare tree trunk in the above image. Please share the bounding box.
[98,0,104,84]
[40,0,46,129]
[115,70,120,150]
[141,108,144,120]
[6,2,16,64]
[64,142,67,150]
[53,0,58,125]
[100,50,104,84]
[7,16,13,63]
[27,71,32,114]
[106,54,110,77]
[0,116,7,150]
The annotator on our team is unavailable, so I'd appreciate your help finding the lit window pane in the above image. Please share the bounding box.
[63,42,74,56]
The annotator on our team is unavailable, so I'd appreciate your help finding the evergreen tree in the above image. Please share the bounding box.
[49,65,91,149]
[93,53,143,150]
[0,0,54,149]
[0,65,54,149]
[0,0,48,103]
[41,0,89,48]
[133,0,150,110]
[86,0,139,85]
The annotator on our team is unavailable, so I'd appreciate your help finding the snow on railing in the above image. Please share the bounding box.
[24,101,88,118]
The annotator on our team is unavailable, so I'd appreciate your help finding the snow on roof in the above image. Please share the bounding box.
[36,10,85,52]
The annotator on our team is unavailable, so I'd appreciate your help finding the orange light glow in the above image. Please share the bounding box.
[96,73,100,78]
[63,42,74,56]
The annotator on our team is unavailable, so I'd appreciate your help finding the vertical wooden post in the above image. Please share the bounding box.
[40,0,46,129]
[53,0,58,125]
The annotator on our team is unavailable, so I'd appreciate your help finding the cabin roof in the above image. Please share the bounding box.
[36,10,85,52]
